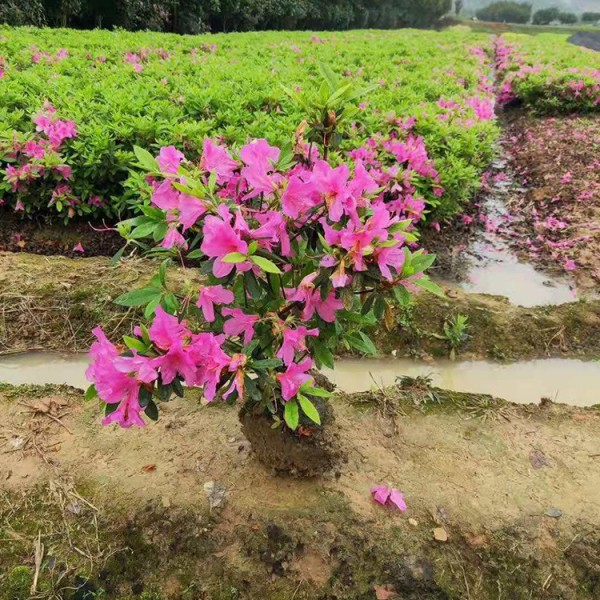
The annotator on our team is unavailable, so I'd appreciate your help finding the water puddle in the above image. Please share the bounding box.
[0,352,598,408]
[325,358,600,407]
[459,157,576,307]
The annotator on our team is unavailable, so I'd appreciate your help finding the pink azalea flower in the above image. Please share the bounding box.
[188,332,230,400]
[374,245,405,281]
[287,273,343,322]
[564,259,576,272]
[73,242,85,253]
[276,326,319,365]
[196,285,234,322]
[311,160,350,222]
[148,306,190,350]
[162,226,187,249]
[277,357,313,401]
[200,139,238,184]
[223,353,247,400]
[86,327,146,428]
[201,205,249,277]
[157,146,184,174]
[222,308,258,345]
[370,485,407,511]
[281,175,319,219]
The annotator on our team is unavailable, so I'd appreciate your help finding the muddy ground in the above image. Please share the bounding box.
[0,382,599,599]
[2,252,600,361]
[502,112,600,292]
[0,211,123,258]
[568,31,600,53]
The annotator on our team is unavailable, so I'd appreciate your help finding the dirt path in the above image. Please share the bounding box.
[568,31,600,52]
[1,383,599,598]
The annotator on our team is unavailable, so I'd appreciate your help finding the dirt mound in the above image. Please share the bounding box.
[1,383,599,598]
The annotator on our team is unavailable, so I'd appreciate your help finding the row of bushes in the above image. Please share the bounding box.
[0,0,452,33]
[0,26,498,223]
[495,33,600,114]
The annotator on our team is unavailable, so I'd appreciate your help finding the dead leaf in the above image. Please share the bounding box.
[433,527,448,542]
[529,448,551,469]
[374,584,398,599]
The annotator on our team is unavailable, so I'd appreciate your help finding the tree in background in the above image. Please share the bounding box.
[476,1,532,23]
[455,0,464,15]
[581,12,600,22]
[0,0,46,26]
[532,7,560,24]
[0,0,453,31]
[557,11,578,24]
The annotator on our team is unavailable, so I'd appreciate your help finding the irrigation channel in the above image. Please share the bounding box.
[1,351,599,407]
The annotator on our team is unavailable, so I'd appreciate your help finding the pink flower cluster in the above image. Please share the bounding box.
[3,104,76,201]
[88,131,438,428]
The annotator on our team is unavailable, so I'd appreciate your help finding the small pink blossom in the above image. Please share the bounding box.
[371,486,407,511]
[222,308,258,345]
[277,358,313,401]
[196,285,234,322]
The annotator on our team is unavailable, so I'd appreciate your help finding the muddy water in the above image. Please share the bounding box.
[460,159,576,307]
[0,352,599,407]
[324,358,600,407]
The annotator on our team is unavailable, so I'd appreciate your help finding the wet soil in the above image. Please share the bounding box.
[0,211,123,258]
[2,252,600,361]
[0,383,599,598]
[568,31,600,52]
[502,111,600,292]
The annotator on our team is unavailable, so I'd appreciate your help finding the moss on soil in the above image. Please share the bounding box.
[1,381,599,599]
[2,252,600,361]
[2,478,599,599]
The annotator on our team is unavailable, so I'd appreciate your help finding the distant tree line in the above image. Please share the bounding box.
[474,2,588,25]
[0,0,452,33]
[476,2,532,24]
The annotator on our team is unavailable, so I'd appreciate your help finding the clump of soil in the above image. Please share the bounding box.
[0,211,123,257]
[239,398,345,477]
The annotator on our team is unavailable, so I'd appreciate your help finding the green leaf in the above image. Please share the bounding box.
[144,296,161,319]
[159,259,170,288]
[134,146,159,171]
[318,61,338,92]
[84,384,98,402]
[311,339,334,369]
[114,287,161,307]
[123,336,148,352]
[138,386,154,408]
[105,402,119,417]
[145,400,159,421]
[297,394,321,425]
[251,255,282,274]
[130,221,158,239]
[300,383,332,398]
[393,285,412,306]
[222,252,247,264]
[411,251,437,274]
[346,332,377,355]
[251,358,283,369]
[186,249,203,259]
[414,276,446,298]
[283,401,300,430]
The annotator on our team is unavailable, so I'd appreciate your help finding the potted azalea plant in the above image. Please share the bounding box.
[86,71,442,475]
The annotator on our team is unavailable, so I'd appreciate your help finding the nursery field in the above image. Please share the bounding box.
[1,23,600,600]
